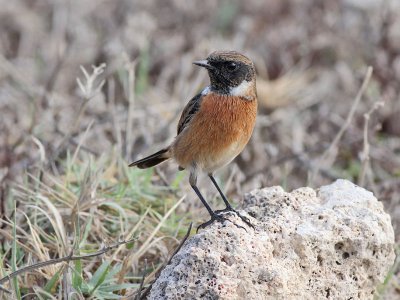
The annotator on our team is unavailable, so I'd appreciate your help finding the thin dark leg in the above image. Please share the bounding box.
[190,184,245,232]
[190,184,215,217]
[208,174,255,229]
[209,175,233,209]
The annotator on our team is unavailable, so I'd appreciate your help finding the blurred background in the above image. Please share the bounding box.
[0,0,399,298]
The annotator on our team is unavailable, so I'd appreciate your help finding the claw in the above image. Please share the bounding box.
[214,207,255,230]
[196,213,246,233]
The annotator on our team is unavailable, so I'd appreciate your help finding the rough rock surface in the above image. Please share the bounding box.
[148,179,395,299]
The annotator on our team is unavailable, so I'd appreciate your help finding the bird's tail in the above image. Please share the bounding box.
[129,148,171,169]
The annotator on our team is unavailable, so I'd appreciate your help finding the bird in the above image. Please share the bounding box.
[129,50,257,231]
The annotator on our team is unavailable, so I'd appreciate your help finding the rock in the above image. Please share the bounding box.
[148,179,395,300]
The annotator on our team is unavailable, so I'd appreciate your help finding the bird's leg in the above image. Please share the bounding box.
[189,168,245,232]
[208,174,233,211]
[190,184,214,217]
[191,184,238,232]
[208,174,254,229]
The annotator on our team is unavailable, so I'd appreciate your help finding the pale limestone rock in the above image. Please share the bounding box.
[148,179,395,300]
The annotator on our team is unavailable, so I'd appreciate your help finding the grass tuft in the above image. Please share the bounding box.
[0,150,189,297]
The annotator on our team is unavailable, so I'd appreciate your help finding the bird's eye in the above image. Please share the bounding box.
[226,62,238,72]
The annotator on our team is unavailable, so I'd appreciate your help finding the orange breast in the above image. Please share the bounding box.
[172,93,257,172]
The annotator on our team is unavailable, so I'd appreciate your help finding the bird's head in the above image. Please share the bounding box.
[193,51,256,99]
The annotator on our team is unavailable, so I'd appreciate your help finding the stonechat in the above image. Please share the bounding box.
[129,50,257,230]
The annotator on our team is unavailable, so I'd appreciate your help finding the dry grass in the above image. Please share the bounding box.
[0,0,400,298]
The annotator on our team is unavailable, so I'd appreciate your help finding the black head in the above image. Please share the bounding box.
[193,51,256,95]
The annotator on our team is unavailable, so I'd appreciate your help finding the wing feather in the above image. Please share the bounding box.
[177,92,203,135]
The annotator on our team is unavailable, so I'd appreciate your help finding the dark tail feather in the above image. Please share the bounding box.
[129,148,170,169]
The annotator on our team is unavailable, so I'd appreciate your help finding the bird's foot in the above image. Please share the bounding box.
[214,206,255,230]
[196,212,246,233]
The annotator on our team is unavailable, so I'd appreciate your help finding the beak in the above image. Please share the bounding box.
[193,59,213,70]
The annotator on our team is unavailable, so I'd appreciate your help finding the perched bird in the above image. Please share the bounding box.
[129,50,257,230]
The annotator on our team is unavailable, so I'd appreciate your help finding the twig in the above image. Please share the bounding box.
[0,285,10,294]
[70,120,94,166]
[134,259,148,300]
[138,223,193,299]
[358,101,384,186]
[310,66,373,184]
[108,77,123,152]
[47,63,106,170]
[0,238,135,293]
[125,60,136,160]
[54,127,99,155]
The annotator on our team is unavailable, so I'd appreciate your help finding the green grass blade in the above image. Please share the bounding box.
[79,213,93,249]
[72,217,83,292]
[88,261,111,296]
[44,267,63,296]
[72,259,83,292]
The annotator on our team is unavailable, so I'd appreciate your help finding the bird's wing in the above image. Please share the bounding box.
[177,92,203,135]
